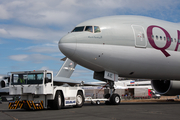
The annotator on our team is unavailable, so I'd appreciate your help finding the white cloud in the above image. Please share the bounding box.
[0,25,66,41]
[0,28,8,34]
[9,54,58,63]
[0,5,11,19]
[1,0,178,27]
[27,46,59,53]
[16,43,61,54]
[39,66,49,70]
[0,0,179,42]
[9,54,28,61]
[29,54,56,63]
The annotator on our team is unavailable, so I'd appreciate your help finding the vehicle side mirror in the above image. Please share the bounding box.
[45,77,49,84]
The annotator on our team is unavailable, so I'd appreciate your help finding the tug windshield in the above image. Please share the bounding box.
[11,73,44,85]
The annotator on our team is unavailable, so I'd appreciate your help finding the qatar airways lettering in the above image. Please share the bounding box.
[147,25,180,57]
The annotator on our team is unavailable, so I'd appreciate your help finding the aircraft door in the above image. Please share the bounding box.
[132,25,147,48]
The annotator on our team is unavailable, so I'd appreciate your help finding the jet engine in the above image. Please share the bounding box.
[0,77,10,88]
[151,80,180,95]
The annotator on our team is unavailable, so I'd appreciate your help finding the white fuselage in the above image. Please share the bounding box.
[59,15,180,80]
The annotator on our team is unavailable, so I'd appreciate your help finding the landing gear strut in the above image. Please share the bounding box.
[105,81,121,105]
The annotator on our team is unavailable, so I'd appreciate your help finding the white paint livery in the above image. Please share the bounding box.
[59,15,180,95]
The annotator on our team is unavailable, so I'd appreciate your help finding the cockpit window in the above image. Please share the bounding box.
[71,26,101,33]
[72,26,84,32]
[85,26,93,32]
[94,26,101,33]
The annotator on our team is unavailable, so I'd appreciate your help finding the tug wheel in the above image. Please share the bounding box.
[53,91,62,110]
[73,91,84,108]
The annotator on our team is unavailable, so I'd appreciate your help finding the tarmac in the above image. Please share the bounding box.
[0,100,180,120]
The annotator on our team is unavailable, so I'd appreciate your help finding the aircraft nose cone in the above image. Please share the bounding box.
[58,34,77,57]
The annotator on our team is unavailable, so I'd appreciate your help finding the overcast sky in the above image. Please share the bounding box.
[0,0,180,82]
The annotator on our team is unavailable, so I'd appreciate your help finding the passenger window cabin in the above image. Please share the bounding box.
[150,34,177,43]
[156,35,158,40]
[151,35,154,39]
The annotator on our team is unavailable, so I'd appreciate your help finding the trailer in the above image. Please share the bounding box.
[83,86,122,105]
[134,88,152,99]
[8,70,85,110]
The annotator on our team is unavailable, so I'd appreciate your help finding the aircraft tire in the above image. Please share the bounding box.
[96,100,100,105]
[110,94,121,105]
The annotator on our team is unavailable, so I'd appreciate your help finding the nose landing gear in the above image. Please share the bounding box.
[104,81,121,105]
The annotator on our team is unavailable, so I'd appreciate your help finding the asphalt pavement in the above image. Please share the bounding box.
[0,101,180,120]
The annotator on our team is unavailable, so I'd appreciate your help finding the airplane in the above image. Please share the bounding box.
[58,15,180,104]
[0,75,9,91]
[0,75,10,101]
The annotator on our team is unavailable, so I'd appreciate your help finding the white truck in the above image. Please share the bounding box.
[8,58,85,110]
[8,58,121,110]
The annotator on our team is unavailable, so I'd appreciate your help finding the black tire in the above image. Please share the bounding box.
[73,91,84,108]
[96,100,100,105]
[110,94,121,105]
[53,91,62,110]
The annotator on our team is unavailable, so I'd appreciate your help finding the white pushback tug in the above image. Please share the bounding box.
[8,58,121,110]
[9,58,85,110]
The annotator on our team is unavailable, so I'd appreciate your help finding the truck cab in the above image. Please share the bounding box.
[10,70,53,95]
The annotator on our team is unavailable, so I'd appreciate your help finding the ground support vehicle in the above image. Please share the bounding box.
[134,88,150,99]
[133,88,160,99]
[83,86,108,105]
[151,90,161,99]
[8,70,85,110]
[83,86,121,105]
